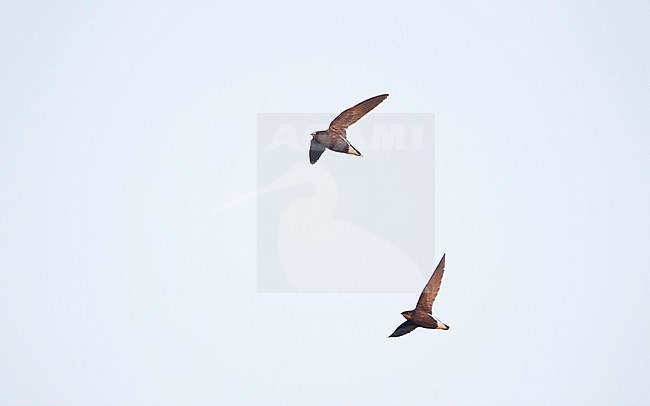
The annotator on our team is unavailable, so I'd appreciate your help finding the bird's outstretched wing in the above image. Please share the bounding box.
[328,94,388,135]
[389,320,418,338]
[309,138,326,164]
[415,254,446,313]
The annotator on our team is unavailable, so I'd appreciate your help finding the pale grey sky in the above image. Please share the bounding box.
[1,1,649,405]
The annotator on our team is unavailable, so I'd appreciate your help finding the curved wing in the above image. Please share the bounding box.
[328,94,388,135]
[415,254,446,313]
[309,139,326,164]
[389,320,418,338]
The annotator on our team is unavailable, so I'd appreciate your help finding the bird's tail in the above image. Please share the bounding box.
[346,144,362,157]
[436,320,450,330]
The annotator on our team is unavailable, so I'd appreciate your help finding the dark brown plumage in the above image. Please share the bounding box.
[309,94,389,164]
[389,254,450,338]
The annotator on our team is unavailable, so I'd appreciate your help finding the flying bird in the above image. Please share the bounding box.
[309,94,389,164]
[389,254,450,338]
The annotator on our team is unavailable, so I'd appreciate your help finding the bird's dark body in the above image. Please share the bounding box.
[404,311,440,329]
[314,131,344,151]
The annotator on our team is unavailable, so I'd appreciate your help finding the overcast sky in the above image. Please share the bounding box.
[1,1,649,405]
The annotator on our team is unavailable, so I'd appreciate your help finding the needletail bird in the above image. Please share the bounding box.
[309,94,388,164]
[389,254,450,338]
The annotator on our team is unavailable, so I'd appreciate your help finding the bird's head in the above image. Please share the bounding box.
[401,311,413,320]
[311,130,326,138]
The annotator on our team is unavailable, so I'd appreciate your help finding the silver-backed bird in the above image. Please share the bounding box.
[389,254,450,338]
[309,94,388,164]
